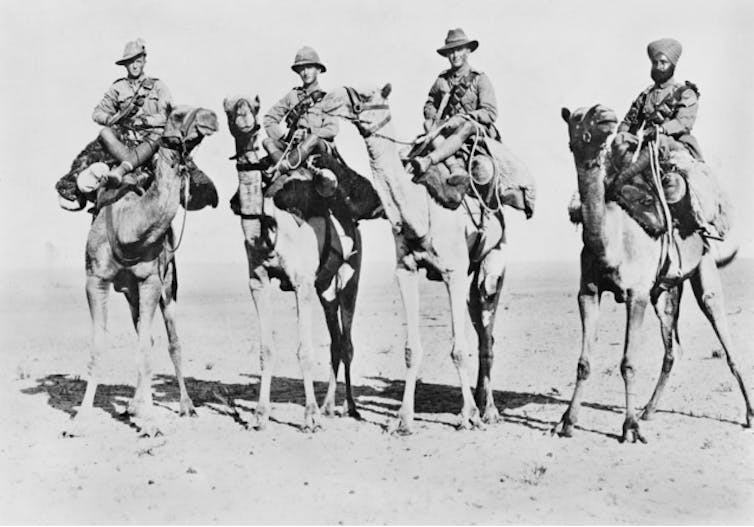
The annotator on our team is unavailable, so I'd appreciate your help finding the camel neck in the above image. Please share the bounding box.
[361,126,429,239]
[577,159,610,262]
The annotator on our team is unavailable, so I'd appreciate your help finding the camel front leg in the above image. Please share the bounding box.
[447,268,482,430]
[160,289,197,417]
[128,274,163,436]
[620,290,649,443]
[338,267,362,420]
[70,275,110,433]
[554,280,601,438]
[248,262,275,431]
[391,266,424,435]
[691,255,754,427]
[295,281,322,432]
[642,284,683,420]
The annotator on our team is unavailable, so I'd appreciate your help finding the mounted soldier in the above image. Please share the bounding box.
[410,28,498,181]
[406,28,535,219]
[56,39,217,212]
[261,46,340,194]
[612,38,725,238]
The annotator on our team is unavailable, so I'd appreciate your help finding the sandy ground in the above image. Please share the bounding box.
[1,257,753,524]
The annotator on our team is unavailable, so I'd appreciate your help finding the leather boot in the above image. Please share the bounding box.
[444,156,468,183]
[106,141,158,187]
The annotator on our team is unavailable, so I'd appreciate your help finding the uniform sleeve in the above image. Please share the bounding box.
[662,87,698,136]
[142,80,173,128]
[263,93,291,142]
[618,91,645,134]
[468,73,497,125]
[423,77,447,121]
[92,83,119,126]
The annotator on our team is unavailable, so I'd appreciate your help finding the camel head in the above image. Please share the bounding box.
[561,105,618,168]
[337,84,393,137]
[162,106,219,154]
[223,95,261,138]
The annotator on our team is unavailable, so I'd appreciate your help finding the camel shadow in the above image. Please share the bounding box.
[25,373,735,439]
[20,372,587,435]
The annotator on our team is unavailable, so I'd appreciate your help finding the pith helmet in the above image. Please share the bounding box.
[647,38,682,65]
[436,28,479,56]
[115,38,146,65]
[291,46,327,73]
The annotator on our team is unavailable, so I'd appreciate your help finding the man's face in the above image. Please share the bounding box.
[650,53,674,83]
[125,55,146,79]
[296,65,320,86]
[446,46,470,69]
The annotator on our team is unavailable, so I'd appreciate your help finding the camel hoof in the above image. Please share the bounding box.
[347,406,363,421]
[62,411,96,438]
[135,420,162,438]
[303,405,323,433]
[388,416,414,436]
[457,407,485,431]
[253,407,270,431]
[179,400,198,418]
[321,400,337,418]
[621,419,647,444]
[744,412,753,429]
[639,407,654,421]
[482,405,502,425]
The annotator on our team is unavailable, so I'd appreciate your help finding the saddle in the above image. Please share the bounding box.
[58,128,218,213]
[406,135,536,218]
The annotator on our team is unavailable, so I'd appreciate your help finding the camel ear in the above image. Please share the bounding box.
[254,94,260,107]
[561,107,571,123]
[381,83,392,99]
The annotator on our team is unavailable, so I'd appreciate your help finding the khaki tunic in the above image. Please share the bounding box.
[92,75,172,131]
[263,81,339,142]
[423,63,498,132]
[618,78,698,137]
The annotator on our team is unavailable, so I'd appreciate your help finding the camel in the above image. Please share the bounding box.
[329,85,513,434]
[555,104,753,443]
[223,95,381,431]
[69,106,219,435]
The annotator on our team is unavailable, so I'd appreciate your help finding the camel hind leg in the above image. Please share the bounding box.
[319,296,343,417]
[295,281,323,432]
[691,254,753,427]
[159,259,196,417]
[642,284,683,420]
[469,245,506,424]
[337,236,363,420]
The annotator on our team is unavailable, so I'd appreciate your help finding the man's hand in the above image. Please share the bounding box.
[291,128,307,143]
[615,131,639,147]
[644,125,663,142]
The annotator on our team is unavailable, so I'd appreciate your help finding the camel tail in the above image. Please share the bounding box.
[709,235,739,269]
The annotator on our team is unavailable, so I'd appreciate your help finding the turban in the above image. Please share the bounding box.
[647,38,682,65]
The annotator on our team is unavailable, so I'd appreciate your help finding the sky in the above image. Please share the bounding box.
[1,0,752,271]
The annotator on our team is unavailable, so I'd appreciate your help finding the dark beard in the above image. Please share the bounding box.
[651,64,675,84]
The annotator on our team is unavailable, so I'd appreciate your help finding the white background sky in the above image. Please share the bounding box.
[1,0,752,271]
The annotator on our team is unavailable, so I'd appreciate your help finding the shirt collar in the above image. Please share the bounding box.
[449,63,471,79]
[302,80,321,95]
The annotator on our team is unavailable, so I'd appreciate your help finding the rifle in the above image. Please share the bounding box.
[108,77,153,126]
[413,91,451,155]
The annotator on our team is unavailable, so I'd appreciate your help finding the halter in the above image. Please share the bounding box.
[342,86,394,138]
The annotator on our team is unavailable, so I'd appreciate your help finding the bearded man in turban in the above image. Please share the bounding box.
[613,38,726,238]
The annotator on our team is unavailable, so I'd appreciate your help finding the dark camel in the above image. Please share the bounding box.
[68,106,218,436]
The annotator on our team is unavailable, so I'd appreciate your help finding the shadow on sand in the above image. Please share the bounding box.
[23,372,735,439]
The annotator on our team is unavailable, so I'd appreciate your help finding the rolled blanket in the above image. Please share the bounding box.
[482,137,537,218]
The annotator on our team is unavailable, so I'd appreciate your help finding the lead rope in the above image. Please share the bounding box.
[647,129,674,280]
[464,117,504,215]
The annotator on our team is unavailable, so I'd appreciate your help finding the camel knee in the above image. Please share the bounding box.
[450,345,467,368]
[620,356,634,381]
[577,358,590,380]
[662,355,674,374]
[259,344,273,370]
[297,345,314,371]
[701,291,722,314]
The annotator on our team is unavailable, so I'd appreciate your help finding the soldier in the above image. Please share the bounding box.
[56,38,172,209]
[262,46,339,188]
[616,37,702,163]
[410,28,499,179]
[614,38,721,237]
